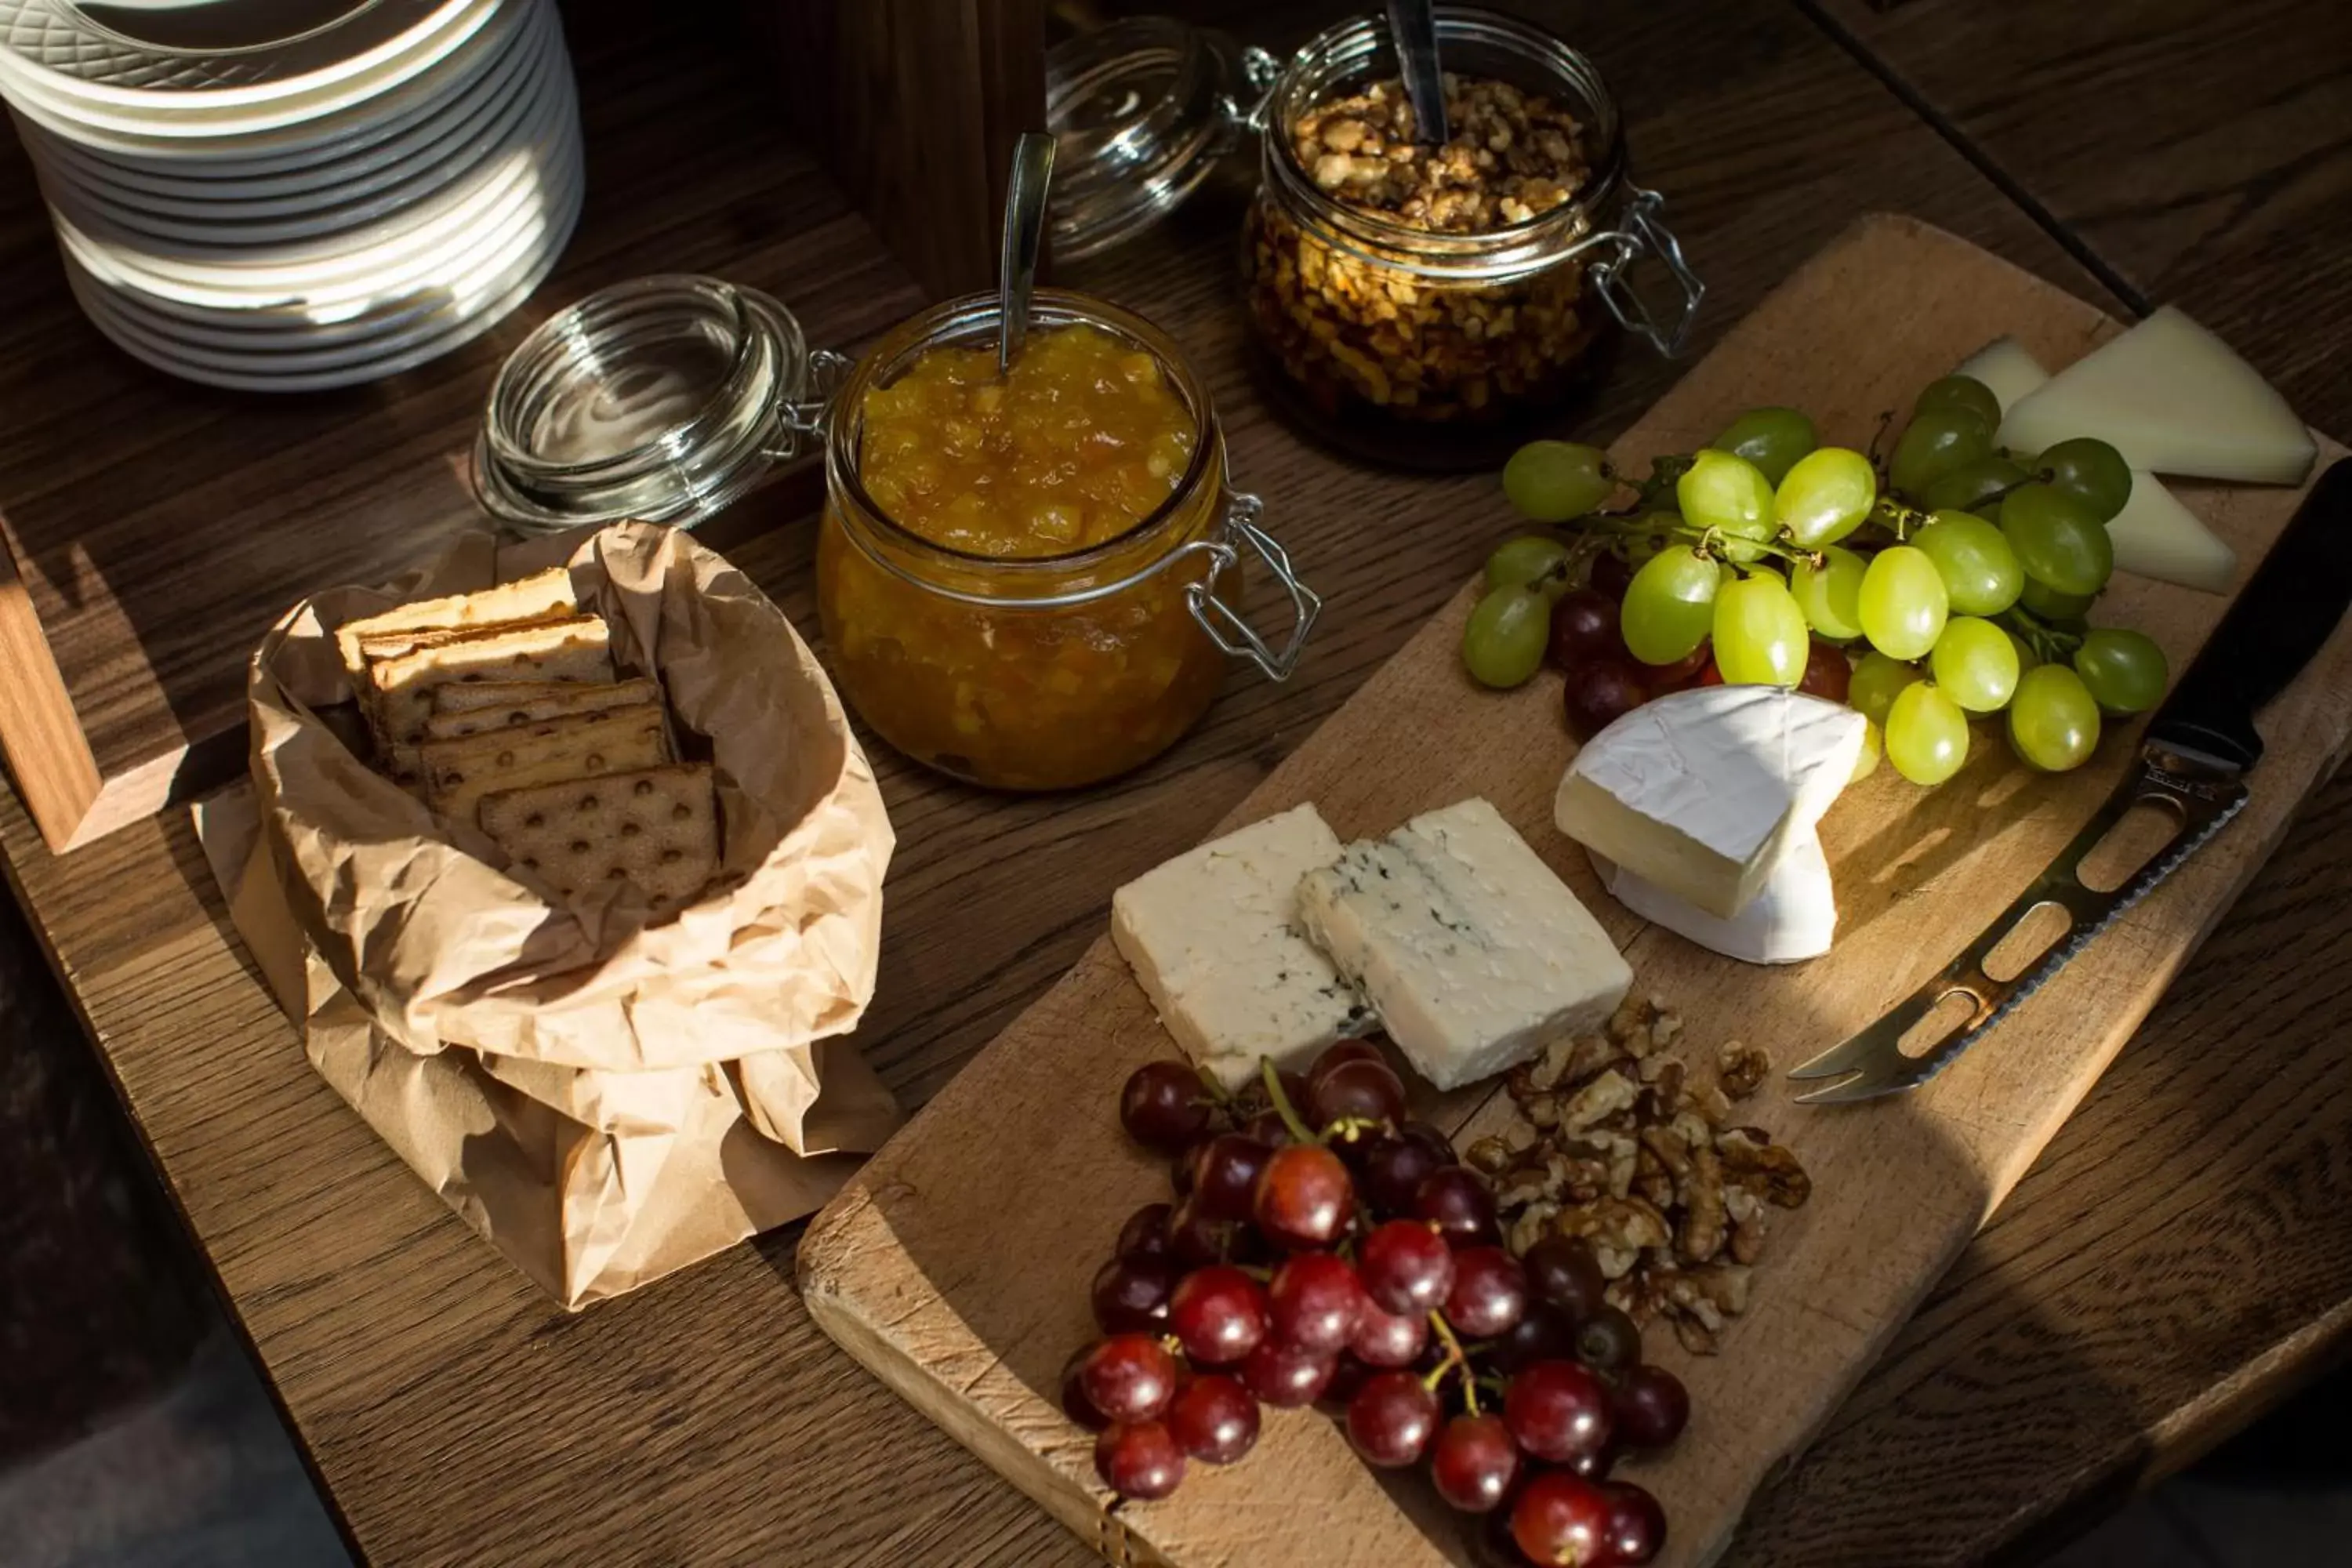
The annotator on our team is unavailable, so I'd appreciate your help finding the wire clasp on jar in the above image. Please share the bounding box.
[1585,184,1704,357]
[1181,492,1322,681]
[764,347,856,463]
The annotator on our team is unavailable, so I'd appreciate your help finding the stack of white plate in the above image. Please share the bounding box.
[0,0,583,391]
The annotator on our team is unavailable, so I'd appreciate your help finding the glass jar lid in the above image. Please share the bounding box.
[472,274,842,535]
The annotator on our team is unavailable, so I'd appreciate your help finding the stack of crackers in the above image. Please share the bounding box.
[336,568,721,914]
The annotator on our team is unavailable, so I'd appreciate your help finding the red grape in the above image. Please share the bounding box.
[1639,640,1712,692]
[1116,1202,1173,1262]
[1589,550,1635,602]
[1166,1195,1238,1269]
[1431,1413,1521,1513]
[1359,1219,1456,1316]
[1348,1300,1428,1367]
[1268,1251,1369,1355]
[1602,1480,1668,1564]
[1445,1246,1530,1338]
[1254,1144,1356,1249]
[1095,1420,1184,1500]
[1345,1370,1439,1468]
[1240,1339,1337,1407]
[1798,638,1852,703]
[1318,1353,1370,1411]
[1564,656,1648,741]
[1193,1133,1274,1222]
[1092,1255,1178,1334]
[1547,588,1622,671]
[1060,1346,1109,1431]
[1171,1141,1202,1198]
[1566,1439,1620,1481]
[1167,1265,1269,1367]
[1166,1373,1259,1465]
[1078,1334,1178,1424]
[1504,1359,1614,1465]
[1119,1061,1210,1154]
[1305,1057,1406,1132]
[1522,1235,1606,1324]
[1412,1167,1500,1245]
[1359,1131,1450,1217]
[1491,1301,1581,1374]
[1510,1471,1613,1566]
[1697,659,1725,686]
[1308,1040,1386,1085]
[1575,1307,1643,1374]
[1613,1364,1690,1450]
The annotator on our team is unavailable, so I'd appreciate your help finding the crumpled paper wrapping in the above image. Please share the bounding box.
[207,521,902,1308]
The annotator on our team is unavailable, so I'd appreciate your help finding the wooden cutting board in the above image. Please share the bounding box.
[797,215,2352,1568]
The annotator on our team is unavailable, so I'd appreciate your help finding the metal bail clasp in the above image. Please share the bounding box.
[1186,492,1322,681]
[1589,184,1704,358]
[765,347,854,463]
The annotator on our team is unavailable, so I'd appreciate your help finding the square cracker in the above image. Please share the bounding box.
[368,616,614,750]
[423,677,663,741]
[477,764,720,912]
[335,567,578,682]
[421,705,669,822]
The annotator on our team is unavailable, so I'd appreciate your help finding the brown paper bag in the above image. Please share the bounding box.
[220,521,904,1307]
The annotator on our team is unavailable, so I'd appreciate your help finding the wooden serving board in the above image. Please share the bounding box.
[796,216,2352,1568]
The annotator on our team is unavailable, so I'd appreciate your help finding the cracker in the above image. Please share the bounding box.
[419,705,668,822]
[423,677,662,741]
[368,616,614,750]
[335,567,578,682]
[477,764,720,912]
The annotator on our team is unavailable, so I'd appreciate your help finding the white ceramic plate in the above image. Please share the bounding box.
[0,0,466,106]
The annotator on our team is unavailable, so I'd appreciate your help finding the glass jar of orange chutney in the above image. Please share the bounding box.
[816,290,1318,790]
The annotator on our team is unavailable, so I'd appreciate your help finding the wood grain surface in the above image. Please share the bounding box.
[2,1,2348,1565]
[797,215,2351,1568]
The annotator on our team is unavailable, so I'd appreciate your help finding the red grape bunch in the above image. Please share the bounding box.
[1066,1042,1694,1565]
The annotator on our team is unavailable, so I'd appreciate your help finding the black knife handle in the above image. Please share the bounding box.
[2147,458,2352,771]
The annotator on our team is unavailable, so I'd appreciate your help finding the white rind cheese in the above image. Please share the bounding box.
[1998,306,2317,485]
[1296,797,1632,1092]
[1554,687,1864,920]
[1112,804,1370,1089]
[1591,836,1836,965]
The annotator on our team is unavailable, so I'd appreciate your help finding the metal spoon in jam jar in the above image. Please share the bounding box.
[999,131,1057,373]
[1385,0,1450,145]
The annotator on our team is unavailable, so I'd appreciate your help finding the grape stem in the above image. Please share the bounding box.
[1259,1057,1319,1145]
[1870,495,1933,541]
[1425,1312,1474,1410]
[1999,604,2086,662]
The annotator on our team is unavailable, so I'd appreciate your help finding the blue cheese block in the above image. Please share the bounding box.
[1298,797,1634,1091]
[1111,804,1373,1090]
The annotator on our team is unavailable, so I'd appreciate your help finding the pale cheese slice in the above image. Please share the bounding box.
[1952,336,2054,416]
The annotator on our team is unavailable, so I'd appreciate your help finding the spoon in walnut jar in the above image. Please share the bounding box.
[998,131,1057,374]
[1385,0,1450,145]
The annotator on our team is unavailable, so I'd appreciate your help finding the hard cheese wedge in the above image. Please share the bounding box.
[1590,835,1835,965]
[1955,336,2238,592]
[1555,687,1864,920]
[1111,804,1370,1090]
[1296,797,1630,1092]
[1998,306,2316,484]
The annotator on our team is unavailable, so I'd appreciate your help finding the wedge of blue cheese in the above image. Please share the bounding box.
[1111,804,1373,1090]
[1297,797,1632,1091]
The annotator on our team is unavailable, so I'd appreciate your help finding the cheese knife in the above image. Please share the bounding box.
[1790,457,2352,1104]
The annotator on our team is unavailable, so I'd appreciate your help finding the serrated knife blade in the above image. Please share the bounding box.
[1790,457,2352,1104]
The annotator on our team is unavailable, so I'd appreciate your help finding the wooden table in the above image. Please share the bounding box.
[2,1,2347,1563]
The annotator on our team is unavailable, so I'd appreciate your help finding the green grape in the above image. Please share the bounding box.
[2000,482,2114,597]
[1708,407,1817,488]
[1791,545,1867,641]
[1912,374,2004,433]
[2038,437,2133,523]
[1774,447,1877,548]
[1502,441,1614,522]
[1849,651,1922,726]
[1857,544,1950,660]
[2072,627,2169,714]
[1462,586,1551,688]
[1712,572,1809,686]
[2006,627,2041,675]
[1621,547,1723,665]
[2018,576,2096,622]
[1929,616,2020,713]
[1911,510,2024,616]
[1851,719,1882,782]
[1918,454,2029,514]
[2008,665,2102,771]
[1485,535,1575,599]
[1885,681,1971,786]
[1676,449,1777,561]
[1889,407,1994,499]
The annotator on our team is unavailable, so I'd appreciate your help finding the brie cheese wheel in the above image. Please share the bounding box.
[1554,687,1864,920]
[1952,335,2053,415]
[1591,836,1835,965]
[1296,798,1631,1092]
[1112,804,1370,1090]
[1998,307,2316,485]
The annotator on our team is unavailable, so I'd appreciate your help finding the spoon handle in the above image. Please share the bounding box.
[1385,0,1450,146]
[998,132,1057,374]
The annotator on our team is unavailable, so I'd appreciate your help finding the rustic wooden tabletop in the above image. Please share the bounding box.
[2,0,2347,1564]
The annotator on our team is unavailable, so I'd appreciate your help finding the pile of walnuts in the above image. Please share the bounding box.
[1467,997,1812,1356]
